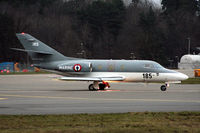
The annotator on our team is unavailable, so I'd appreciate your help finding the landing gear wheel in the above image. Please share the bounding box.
[99,83,106,90]
[160,85,167,91]
[88,84,97,91]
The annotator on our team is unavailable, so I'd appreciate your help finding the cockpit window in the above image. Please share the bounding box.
[154,62,163,69]
[144,64,154,68]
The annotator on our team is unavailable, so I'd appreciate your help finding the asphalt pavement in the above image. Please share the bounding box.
[0,74,199,114]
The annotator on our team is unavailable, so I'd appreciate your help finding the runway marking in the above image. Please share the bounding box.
[52,79,59,81]
[0,94,199,103]
[0,90,199,93]
[0,94,89,100]
[0,98,7,100]
[98,90,121,92]
[97,90,200,93]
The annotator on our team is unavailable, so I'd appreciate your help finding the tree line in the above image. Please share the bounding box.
[0,0,199,67]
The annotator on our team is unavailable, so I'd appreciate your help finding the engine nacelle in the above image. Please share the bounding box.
[57,62,92,72]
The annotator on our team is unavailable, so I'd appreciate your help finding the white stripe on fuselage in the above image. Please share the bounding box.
[78,72,188,82]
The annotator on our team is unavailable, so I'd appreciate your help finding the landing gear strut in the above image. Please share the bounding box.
[88,81,110,91]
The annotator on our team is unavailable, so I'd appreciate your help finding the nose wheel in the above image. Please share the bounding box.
[160,83,169,91]
[160,85,167,91]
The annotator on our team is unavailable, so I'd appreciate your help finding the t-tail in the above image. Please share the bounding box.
[14,33,75,66]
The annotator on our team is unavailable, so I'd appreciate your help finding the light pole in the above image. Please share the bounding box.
[77,42,86,58]
[27,53,29,67]
[175,56,179,69]
[130,52,135,60]
[187,37,190,54]
[80,42,86,58]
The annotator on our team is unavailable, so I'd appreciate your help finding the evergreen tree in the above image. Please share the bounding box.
[76,0,125,58]
[162,0,198,15]
[138,7,167,65]
[0,13,22,62]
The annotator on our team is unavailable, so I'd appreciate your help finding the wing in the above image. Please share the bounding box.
[59,76,125,81]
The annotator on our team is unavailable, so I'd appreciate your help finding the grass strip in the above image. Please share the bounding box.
[181,78,200,84]
[0,112,199,133]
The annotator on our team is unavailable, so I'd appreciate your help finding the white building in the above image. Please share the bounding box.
[178,54,200,69]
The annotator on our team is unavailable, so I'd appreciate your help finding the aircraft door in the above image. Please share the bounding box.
[89,63,92,72]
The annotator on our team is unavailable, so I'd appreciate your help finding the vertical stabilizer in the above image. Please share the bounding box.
[16,33,73,64]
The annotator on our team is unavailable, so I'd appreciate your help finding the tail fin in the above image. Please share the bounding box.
[16,33,72,64]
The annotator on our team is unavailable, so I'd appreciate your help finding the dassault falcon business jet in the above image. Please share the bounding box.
[14,33,188,91]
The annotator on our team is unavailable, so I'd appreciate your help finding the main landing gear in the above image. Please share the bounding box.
[160,83,169,91]
[88,81,110,91]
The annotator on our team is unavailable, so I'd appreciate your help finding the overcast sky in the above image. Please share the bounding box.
[153,0,161,6]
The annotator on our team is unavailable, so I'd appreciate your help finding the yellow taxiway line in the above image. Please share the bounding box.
[0,94,199,103]
[0,98,7,100]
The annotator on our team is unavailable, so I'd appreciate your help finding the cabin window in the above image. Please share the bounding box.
[108,64,114,71]
[120,65,125,71]
[98,65,102,70]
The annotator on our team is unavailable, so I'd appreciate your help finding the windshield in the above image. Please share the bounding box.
[143,62,164,69]
[153,62,163,69]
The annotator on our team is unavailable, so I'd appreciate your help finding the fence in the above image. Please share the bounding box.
[0,62,36,73]
[0,62,14,73]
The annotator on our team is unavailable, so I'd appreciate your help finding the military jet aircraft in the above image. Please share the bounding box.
[14,33,188,91]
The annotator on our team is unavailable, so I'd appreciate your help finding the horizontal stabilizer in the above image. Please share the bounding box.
[11,48,53,55]
[59,76,125,81]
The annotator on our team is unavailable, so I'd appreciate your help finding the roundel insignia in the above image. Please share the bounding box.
[73,64,82,72]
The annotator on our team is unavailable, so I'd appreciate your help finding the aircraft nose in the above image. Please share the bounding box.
[177,72,189,81]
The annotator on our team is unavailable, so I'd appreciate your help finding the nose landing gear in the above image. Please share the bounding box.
[160,83,169,91]
[160,85,167,91]
[88,81,110,91]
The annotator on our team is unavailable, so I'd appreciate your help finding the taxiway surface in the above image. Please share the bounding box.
[0,74,199,114]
